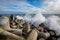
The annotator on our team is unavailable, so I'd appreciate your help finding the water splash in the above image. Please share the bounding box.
[44,15,60,35]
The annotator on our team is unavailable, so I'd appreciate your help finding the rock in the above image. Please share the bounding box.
[38,32,50,39]
[49,30,56,36]
[0,28,25,40]
[38,38,45,40]
[57,38,60,40]
[8,29,23,36]
[37,27,44,32]
[52,37,57,40]
[9,14,14,22]
[10,22,17,29]
[23,23,31,33]
[26,28,38,40]
[0,16,11,30]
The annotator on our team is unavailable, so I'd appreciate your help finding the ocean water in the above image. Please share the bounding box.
[0,14,60,18]
[43,14,60,18]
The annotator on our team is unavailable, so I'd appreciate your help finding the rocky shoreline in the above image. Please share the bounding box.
[0,14,60,40]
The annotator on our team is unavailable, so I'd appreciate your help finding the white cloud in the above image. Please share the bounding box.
[1,0,60,14]
[42,0,60,14]
[0,0,41,14]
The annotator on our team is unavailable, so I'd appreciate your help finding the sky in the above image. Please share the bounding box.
[0,0,60,14]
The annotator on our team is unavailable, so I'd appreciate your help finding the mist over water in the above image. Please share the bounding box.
[19,13,60,35]
[17,13,46,27]
[30,13,46,27]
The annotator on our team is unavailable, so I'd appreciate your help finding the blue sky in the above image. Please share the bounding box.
[0,0,60,14]
[0,0,44,14]
[27,0,45,8]
[0,0,44,10]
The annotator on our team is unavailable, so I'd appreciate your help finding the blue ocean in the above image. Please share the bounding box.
[0,14,60,18]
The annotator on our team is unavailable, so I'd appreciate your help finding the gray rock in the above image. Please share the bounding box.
[39,38,45,40]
